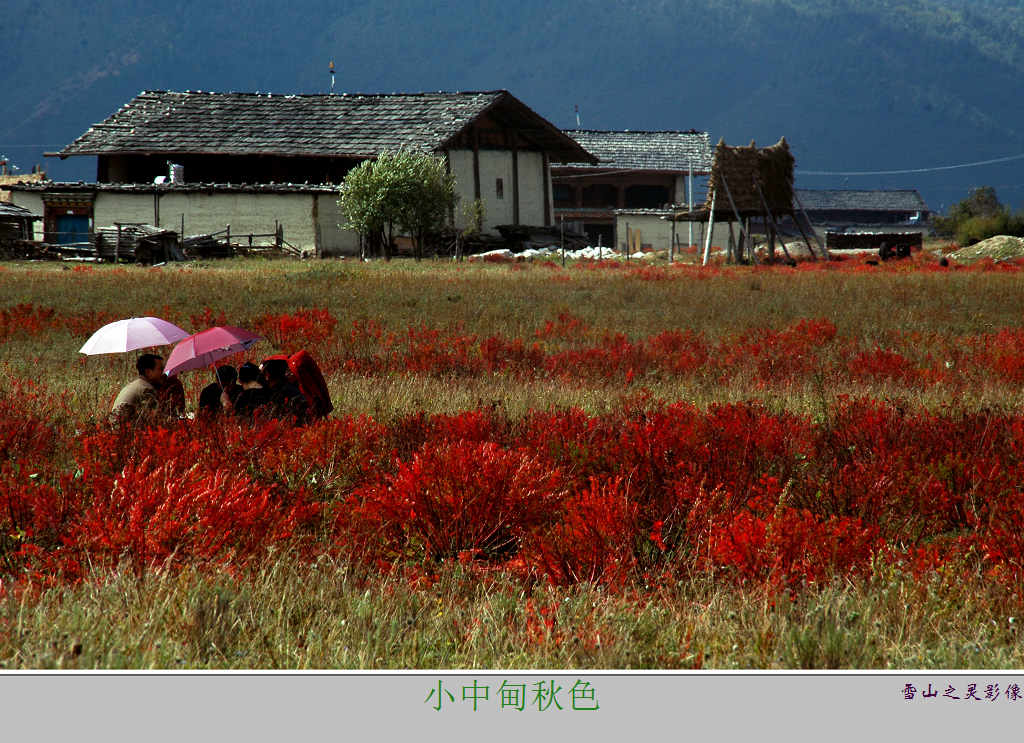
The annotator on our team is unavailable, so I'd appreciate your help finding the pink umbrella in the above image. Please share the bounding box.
[164,326,263,377]
[79,317,190,355]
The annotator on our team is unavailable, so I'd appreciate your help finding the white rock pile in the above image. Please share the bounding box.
[468,245,656,262]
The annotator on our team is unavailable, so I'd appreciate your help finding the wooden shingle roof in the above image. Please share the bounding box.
[795,189,929,212]
[554,130,712,171]
[0,202,38,219]
[56,89,595,163]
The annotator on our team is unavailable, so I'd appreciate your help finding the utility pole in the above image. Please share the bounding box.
[688,160,694,253]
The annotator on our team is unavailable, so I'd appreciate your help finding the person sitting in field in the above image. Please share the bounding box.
[110,353,165,425]
[261,357,310,424]
[155,373,186,420]
[224,362,271,422]
[198,365,241,419]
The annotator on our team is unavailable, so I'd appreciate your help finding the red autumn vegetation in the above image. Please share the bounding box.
[2,381,1024,594]
[6,257,1024,602]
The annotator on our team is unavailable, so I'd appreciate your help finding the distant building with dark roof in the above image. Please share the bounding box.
[550,129,712,247]
[795,189,931,232]
[20,89,596,256]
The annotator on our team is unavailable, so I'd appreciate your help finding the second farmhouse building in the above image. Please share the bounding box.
[12,89,595,255]
[551,129,713,249]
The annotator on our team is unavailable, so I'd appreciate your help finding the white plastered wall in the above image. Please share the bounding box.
[153,192,316,248]
[615,212,737,255]
[516,150,545,226]
[477,150,514,228]
[13,189,365,255]
[317,194,360,257]
[447,149,547,232]
[93,193,156,226]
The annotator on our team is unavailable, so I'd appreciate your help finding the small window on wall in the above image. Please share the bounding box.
[496,178,504,199]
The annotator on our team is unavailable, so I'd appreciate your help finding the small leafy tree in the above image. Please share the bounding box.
[339,149,457,261]
[461,198,486,237]
[455,198,486,260]
[933,186,1024,244]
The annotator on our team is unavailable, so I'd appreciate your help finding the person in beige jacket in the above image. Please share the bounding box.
[110,353,165,425]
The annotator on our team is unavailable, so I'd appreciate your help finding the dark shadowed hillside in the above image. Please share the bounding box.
[4,0,1024,211]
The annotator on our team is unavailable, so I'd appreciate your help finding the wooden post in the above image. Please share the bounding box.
[180,213,185,253]
[754,182,796,262]
[791,213,818,261]
[687,160,694,254]
[670,216,676,263]
[312,196,322,258]
[763,204,776,262]
[727,221,736,263]
[718,174,746,249]
[744,218,751,263]
[114,223,121,264]
[792,190,828,259]
[560,216,565,267]
[472,127,481,201]
[702,194,716,266]
[598,234,603,262]
[226,224,230,255]
[625,222,630,262]
[445,152,456,228]
[542,153,551,226]
[511,134,520,225]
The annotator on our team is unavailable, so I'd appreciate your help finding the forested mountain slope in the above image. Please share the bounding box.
[4,0,1023,210]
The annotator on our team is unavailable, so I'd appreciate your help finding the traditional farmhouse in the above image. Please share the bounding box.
[551,130,712,250]
[9,89,594,256]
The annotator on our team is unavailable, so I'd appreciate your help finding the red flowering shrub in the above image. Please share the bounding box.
[523,476,639,587]
[480,335,545,375]
[189,306,228,330]
[397,324,481,376]
[344,440,566,562]
[72,454,319,572]
[256,415,390,498]
[254,307,338,349]
[683,476,881,588]
[0,395,58,473]
[534,312,590,341]
[646,330,709,375]
[724,318,837,382]
[848,347,922,385]
[0,304,59,340]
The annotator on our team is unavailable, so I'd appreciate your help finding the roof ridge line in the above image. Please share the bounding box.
[138,89,510,98]
[566,129,709,135]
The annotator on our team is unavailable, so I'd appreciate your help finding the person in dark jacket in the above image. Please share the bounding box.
[155,373,186,420]
[261,358,310,424]
[198,365,241,419]
[225,362,271,422]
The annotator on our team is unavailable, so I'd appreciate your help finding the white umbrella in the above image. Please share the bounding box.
[79,317,191,355]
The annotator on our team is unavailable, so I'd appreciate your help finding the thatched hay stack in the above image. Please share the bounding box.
[707,137,794,216]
